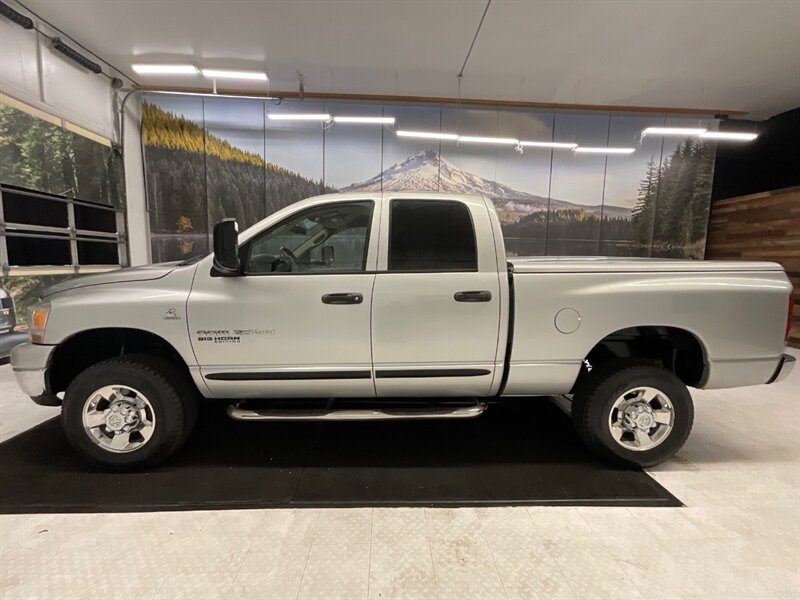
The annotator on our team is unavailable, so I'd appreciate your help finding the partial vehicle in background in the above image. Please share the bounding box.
[0,288,16,334]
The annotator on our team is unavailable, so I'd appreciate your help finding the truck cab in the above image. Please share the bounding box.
[190,192,508,400]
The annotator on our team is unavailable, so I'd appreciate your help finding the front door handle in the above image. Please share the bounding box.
[322,293,363,305]
[454,290,492,303]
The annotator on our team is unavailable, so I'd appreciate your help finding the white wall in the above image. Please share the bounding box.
[0,11,150,265]
[0,16,115,141]
[121,94,150,265]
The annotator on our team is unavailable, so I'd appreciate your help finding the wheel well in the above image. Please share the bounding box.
[577,326,706,389]
[48,328,194,394]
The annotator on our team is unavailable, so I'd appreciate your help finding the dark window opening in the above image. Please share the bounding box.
[77,241,118,265]
[3,191,68,228]
[1,183,126,271]
[7,236,71,266]
[75,205,117,233]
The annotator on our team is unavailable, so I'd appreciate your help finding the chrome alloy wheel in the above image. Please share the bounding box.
[608,386,674,452]
[81,385,156,453]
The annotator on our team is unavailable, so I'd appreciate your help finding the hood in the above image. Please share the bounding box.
[42,262,182,298]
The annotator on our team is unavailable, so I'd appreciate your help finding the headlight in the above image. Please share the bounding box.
[28,301,50,343]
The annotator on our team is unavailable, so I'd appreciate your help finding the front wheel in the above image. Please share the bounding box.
[571,364,694,468]
[62,355,194,470]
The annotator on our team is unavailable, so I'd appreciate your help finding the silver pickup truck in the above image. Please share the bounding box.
[11,192,796,470]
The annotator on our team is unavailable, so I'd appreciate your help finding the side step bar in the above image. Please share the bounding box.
[227,400,487,422]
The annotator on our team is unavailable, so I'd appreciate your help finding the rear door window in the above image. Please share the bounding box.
[388,200,477,271]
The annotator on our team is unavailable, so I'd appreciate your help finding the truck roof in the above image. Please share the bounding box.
[302,191,486,202]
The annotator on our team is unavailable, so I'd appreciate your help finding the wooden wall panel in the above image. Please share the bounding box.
[705,186,800,348]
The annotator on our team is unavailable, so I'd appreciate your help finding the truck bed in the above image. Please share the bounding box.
[508,256,784,274]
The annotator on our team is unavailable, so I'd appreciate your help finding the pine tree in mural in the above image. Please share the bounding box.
[142,101,334,246]
[0,103,123,207]
[632,139,715,258]
[632,157,660,245]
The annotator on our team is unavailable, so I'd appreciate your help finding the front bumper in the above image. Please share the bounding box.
[767,353,796,384]
[10,342,60,406]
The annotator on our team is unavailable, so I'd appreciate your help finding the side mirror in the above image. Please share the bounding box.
[213,218,240,276]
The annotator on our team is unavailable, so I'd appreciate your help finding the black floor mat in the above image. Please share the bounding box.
[0,399,680,513]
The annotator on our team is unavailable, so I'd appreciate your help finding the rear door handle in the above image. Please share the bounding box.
[454,290,492,302]
[322,293,363,305]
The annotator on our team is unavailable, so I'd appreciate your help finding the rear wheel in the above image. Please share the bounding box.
[62,355,195,470]
[571,363,694,468]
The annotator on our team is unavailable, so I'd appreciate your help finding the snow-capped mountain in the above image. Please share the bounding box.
[342,149,632,221]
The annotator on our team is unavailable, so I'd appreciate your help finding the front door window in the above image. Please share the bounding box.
[246,201,374,274]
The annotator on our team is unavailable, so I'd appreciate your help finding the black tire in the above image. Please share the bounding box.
[62,355,193,470]
[571,363,694,468]
[156,359,199,447]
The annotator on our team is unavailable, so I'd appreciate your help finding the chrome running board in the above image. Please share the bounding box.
[226,400,487,421]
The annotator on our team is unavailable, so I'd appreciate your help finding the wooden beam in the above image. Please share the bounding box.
[132,85,746,118]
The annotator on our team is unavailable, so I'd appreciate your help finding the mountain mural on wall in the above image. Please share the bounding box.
[342,149,633,223]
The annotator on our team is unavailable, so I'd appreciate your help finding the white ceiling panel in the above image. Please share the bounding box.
[14,0,800,118]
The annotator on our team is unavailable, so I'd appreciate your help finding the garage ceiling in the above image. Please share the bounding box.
[17,0,800,118]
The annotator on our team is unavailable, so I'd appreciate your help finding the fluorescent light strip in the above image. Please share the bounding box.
[268,113,331,121]
[458,135,519,145]
[699,131,758,141]
[574,147,636,154]
[201,68,268,81]
[333,116,396,124]
[396,130,459,140]
[519,140,578,149]
[643,127,707,136]
[132,64,198,75]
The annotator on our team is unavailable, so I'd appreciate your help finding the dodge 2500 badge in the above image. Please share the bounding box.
[11,193,796,469]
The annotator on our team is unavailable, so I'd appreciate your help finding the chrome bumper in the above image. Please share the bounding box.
[768,353,796,384]
[10,342,60,406]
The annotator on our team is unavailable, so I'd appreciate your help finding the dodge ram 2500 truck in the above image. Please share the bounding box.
[11,192,796,470]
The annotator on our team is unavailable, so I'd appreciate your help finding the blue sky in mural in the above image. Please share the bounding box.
[204,97,265,159]
[149,93,203,125]
[603,115,665,208]
[442,107,554,196]
[324,102,383,190]
[265,100,324,181]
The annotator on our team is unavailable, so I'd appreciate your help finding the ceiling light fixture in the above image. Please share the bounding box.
[574,147,636,154]
[132,64,199,75]
[642,127,707,136]
[396,130,459,140]
[333,116,396,124]
[201,68,268,81]
[268,113,331,121]
[458,136,519,145]
[699,131,758,141]
[519,141,578,149]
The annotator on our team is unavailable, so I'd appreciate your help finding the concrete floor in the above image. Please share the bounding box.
[1,352,798,599]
